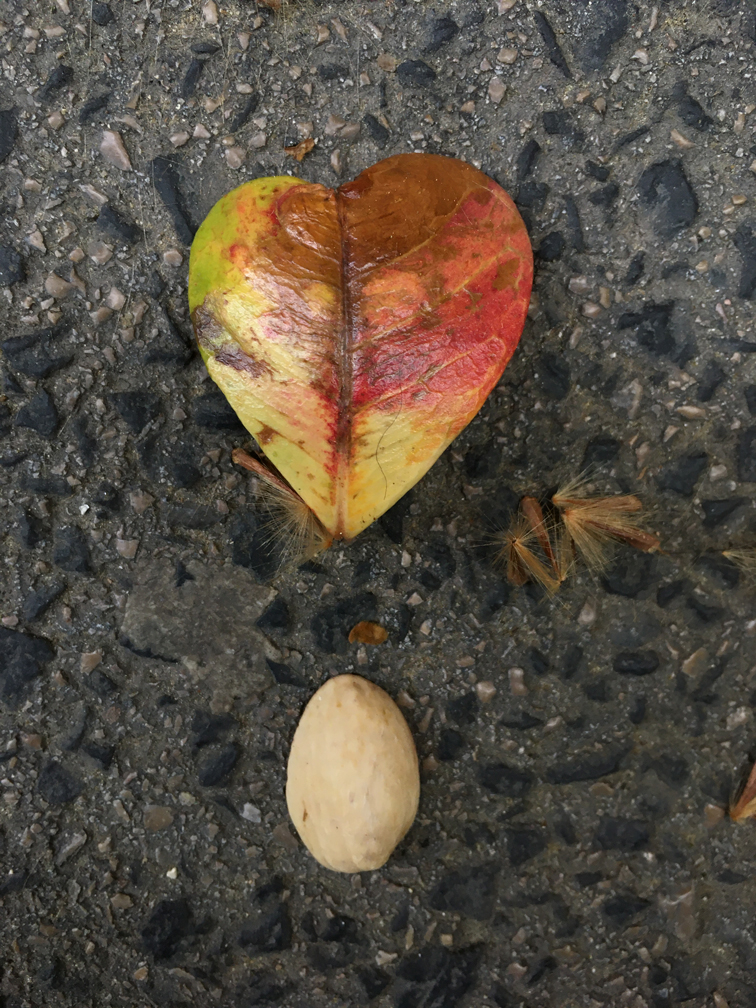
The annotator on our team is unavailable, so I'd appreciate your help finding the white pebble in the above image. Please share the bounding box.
[508,667,528,695]
[170,131,190,147]
[202,0,218,25]
[116,539,139,559]
[162,249,183,267]
[225,146,246,168]
[106,287,125,310]
[100,130,132,171]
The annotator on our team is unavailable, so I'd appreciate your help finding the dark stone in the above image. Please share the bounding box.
[614,125,650,151]
[192,390,245,430]
[0,245,24,285]
[81,741,114,767]
[701,498,747,528]
[318,62,348,80]
[603,892,650,927]
[536,351,570,400]
[143,309,193,367]
[629,697,647,724]
[584,679,609,702]
[237,977,286,1005]
[602,552,655,598]
[516,181,549,213]
[563,195,587,251]
[69,414,96,466]
[675,85,714,131]
[718,869,748,885]
[256,597,290,631]
[561,644,583,680]
[181,58,204,98]
[589,182,620,209]
[22,581,65,621]
[556,817,577,844]
[190,710,234,749]
[697,554,739,590]
[37,761,82,804]
[738,426,756,482]
[546,747,627,784]
[478,762,532,797]
[649,753,689,786]
[614,650,659,676]
[516,139,541,181]
[617,302,675,356]
[266,658,306,688]
[746,385,756,415]
[437,728,465,761]
[87,669,117,697]
[229,93,260,133]
[528,649,548,674]
[0,108,18,163]
[396,60,437,88]
[507,828,546,866]
[575,871,603,888]
[585,160,610,181]
[78,91,110,123]
[14,509,45,549]
[38,65,74,102]
[527,956,557,986]
[625,251,645,285]
[141,899,193,958]
[53,527,90,573]
[97,204,142,244]
[543,110,583,150]
[15,391,59,436]
[656,451,707,496]
[696,362,726,402]
[239,903,291,952]
[357,966,390,1000]
[582,436,619,469]
[687,593,724,623]
[0,627,53,706]
[228,512,277,581]
[138,434,201,488]
[0,871,28,895]
[398,945,482,1008]
[150,157,196,245]
[447,692,478,725]
[379,490,413,544]
[20,475,71,498]
[425,16,458,52]
[363,113,389,146]
[638,160,698,237]
[93,482,121,513]
[568,0,627,72]
[111,390,160,432]
[197,743,238,786]
[91,1,114,24]
[536,231,565,261]
[595,818,650,851]
[532,10,571,76]
[478,583,511,622]
[165,504,226,530]
[734,222,756,299]
[2,326,72,379]
[191,41,220,54]
[491,982,514,1006]
[500,711,543,730]
[391,901,409,933]
[320,914,360,943]
[429,863,498,920]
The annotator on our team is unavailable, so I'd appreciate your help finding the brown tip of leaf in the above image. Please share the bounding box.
[284,138,316,162]
[348,621,389,645]
[729,760,756,822]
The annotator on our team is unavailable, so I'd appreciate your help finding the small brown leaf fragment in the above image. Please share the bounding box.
[730,759,756,822]
[349,621,388,645]
[284,137,315,162]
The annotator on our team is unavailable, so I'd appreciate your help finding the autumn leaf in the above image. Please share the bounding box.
[284,137,315,162]
[348,621,389,645]
[188,153,532,547]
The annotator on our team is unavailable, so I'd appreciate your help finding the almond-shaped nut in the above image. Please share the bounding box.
[286,674,419,872]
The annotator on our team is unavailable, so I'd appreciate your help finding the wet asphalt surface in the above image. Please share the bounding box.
[2,0,756,1005]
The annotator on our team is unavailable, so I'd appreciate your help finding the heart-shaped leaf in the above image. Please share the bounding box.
[189,153,532,545]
